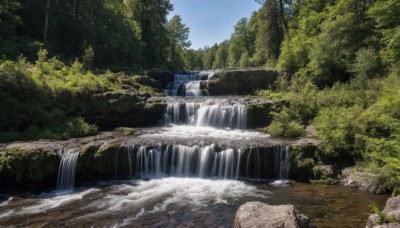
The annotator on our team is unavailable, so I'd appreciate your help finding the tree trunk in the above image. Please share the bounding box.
[279,0,289,34]
[43,0,50,40]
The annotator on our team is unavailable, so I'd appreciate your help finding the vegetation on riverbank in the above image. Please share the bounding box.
[0,50,163,141]
[248,0,400,192]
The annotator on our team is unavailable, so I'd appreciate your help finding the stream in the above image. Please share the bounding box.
[0,70,389,227]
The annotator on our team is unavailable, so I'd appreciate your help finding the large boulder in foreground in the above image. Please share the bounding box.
[367,197,400,228]
[233,201,314,228]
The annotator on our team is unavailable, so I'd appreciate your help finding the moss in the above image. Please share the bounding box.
[0,147,59,188]
[289,144,318,181]
[310,178,339,185]
[93,142,122,177]
[115,127,136,135]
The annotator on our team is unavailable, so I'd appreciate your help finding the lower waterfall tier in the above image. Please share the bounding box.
[0,130,319,191]
[116,143,290,180]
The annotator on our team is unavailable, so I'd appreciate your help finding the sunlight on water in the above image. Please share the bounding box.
[139,125,269,140]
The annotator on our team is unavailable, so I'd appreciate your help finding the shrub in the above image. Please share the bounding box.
[267,108,305,138]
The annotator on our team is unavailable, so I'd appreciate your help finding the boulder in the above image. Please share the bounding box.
[233,201,314,228]
[341,167,378,193]
[367,197,400,228]
[146,68,174,88]
[205,69,281,95]
[84,91,166,129]
[0,142,60,190]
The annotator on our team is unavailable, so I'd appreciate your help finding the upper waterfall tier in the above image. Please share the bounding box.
[164,99,247,129]
[164,71,202,96]
[164,70,221,97]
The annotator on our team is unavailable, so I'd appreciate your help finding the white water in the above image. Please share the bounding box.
[133,144,240,179]
[139,125,268,140]
[57,149,80,192]
[0,178,270,226]
[164,99,247,129]
[164,72,202,96]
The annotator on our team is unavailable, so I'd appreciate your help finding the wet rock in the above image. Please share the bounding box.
[233,201,315,228]
[341,167,378,193]
[367,197,400,228]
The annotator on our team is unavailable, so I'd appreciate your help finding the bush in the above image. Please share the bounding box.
[266,108,305,138]
[313,106,363,157]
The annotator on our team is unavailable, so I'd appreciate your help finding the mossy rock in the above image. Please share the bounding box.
[84,91,166,129]
[206,69,280,95]
[312,165,339,184]
[122,76,162,89]
[0,147,59,189]
[93,142,124,178]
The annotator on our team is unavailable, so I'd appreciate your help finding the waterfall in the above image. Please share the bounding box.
[243,146,290,180]
[132,144,240,179]
[164,100,247,129]
[164,72,202,96]
[57,149,80,191]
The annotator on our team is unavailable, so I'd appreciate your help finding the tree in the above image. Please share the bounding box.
[167,15,191,70]
[254,0,285,65]
[202,44,219,69]
[213,40,229,68]
[128,0,173,68]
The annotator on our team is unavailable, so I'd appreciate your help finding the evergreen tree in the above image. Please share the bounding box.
[167,15,191,70]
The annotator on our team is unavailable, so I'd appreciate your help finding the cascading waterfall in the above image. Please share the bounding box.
[133,144,240,179]
[57,148,80,191]
[164,72,202,96]
[243,146,290,180]
[164,100,247,129]
[114,143,290,180]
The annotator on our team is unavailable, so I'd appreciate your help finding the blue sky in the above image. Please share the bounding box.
[168,0,261,50]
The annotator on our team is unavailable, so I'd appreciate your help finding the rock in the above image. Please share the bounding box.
[341,167,378,193]
[146,68,174,88]
[384,198,400,221]
[84,91,166,129]
[233,201,314,228]
[375,223,400,228]
[205,69,281,95]
[367,197,400,228]
[0,143,60,190]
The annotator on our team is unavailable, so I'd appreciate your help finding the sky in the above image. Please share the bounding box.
[168,0,261,50]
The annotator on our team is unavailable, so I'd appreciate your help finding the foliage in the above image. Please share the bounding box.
[369,203,397,225]
[167,15,191,70]
[266,108,305,138]
[0,49,160,141]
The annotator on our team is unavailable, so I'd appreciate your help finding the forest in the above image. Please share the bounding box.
[1,0,400,192]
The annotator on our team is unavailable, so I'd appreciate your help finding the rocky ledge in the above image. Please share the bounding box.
[204,69,284,95]
[0,131,319,191]
[233,201,315,228]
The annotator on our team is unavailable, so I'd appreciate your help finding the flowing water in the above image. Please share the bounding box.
[0,179,387,227]
[0,70,390,227]
[57,149,80,192]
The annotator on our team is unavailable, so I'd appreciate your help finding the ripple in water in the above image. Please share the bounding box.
[0,178,270,227]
